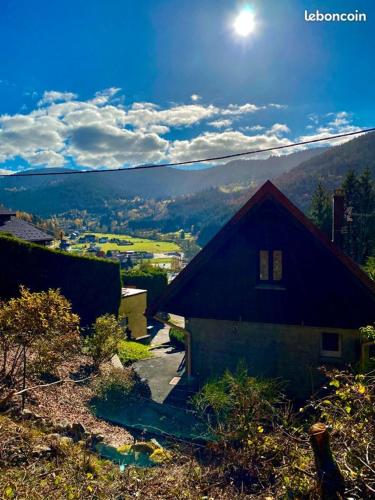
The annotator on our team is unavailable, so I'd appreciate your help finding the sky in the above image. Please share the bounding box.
[0,0,374,173]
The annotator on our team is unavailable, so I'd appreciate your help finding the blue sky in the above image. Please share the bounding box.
[0,0,374,172]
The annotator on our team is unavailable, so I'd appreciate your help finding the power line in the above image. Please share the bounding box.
[2,127,375,178]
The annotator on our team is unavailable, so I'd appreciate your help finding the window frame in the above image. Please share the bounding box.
[257,249,283,283]
[320,332,342,358]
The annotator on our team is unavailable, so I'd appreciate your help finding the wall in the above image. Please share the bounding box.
[187,318,360,398]
[119,292,147,339]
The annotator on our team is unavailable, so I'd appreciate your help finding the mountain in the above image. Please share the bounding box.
[0,148,324,216]
[148,131,375,244]
[275,131,375,209]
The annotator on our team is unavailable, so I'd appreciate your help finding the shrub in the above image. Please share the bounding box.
[193,362,283,445]
[85,314,123,368]
[92,367,151,406]
[121,262,167,306]
[0,287,80,405]
[0,234,121,326]
[117,340,151,366]
[169,328,185,349]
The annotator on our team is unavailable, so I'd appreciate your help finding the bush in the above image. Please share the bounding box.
[169,328,185,349]
[117,340,151,366]
[85,314,123,368]
[92,367,151,405]
[193,362,283,445]
[121,262,167,306]
[0,234,121,326]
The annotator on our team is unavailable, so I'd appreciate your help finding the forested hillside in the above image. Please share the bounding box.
[0,148,322,216]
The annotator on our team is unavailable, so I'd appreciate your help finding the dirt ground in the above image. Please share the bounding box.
[25,354,132,447]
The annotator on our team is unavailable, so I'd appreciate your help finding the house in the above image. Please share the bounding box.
[0,207,53,246]
[119,288,147,340]
[147,181,375,398]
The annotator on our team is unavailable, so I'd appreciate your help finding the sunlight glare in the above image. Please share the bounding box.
[233,8,255,37]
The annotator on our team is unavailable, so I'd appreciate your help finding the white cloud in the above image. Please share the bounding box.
[67,124,168,168]
[89,87,121,106]
[222,103,264,115]
[241,125,265,132]
[190,94,201,102]
[168,130,291,163]
[38,90,77,106]
[268,123,290,136]
[0,169,13,175]
[209,119,233,129]
[268,103,287,110]
[1,88,359,171]
[298,111,361,146]
[25,150,66,167]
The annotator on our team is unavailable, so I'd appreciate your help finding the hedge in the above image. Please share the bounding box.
[121,264,168,306]
[0,235,121,326]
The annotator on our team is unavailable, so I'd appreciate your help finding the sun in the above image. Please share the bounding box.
[233,9,256,37]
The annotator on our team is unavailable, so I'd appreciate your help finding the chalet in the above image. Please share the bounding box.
[0,207,53,246]
[147,181,375,398]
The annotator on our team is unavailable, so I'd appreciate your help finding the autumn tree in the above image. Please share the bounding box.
[85,314,124,368]
[0,287,80,408]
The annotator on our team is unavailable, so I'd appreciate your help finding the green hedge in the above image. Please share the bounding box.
[121,264,168,306]
[0,235,121,326]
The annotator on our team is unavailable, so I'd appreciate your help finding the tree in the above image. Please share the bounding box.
[85,314,124,368]
[357,167,375,262]
[342,170,360,261]
[0,287,80,408]
[309,182,332,238]
[342,168,375,264]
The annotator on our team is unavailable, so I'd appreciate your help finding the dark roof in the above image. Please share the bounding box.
[147,180,375,319]
[0,206,16,216]
[0,217,53,243]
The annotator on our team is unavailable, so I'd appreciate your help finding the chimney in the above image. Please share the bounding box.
[332,188,345,247]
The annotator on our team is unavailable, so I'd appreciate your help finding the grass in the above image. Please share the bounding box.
[71,232,181,254]
[169,328,185,349]
[117,340,151,366]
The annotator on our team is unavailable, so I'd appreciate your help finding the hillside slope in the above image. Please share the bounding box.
[275,131,375,209]
[0,148,323,215]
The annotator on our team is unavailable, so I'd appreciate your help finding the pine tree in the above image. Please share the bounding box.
[341,168,375,264]
[309,181,332,237]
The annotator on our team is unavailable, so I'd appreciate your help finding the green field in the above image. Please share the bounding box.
[70,232,181,254]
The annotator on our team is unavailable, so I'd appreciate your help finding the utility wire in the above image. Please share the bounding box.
[2,127,375,178]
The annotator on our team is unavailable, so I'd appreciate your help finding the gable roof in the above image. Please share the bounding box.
[0,217,53,243]
[147,180,375,318]
[0,207,16,216]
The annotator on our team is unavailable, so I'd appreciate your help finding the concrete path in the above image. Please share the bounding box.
[134,322,187,404]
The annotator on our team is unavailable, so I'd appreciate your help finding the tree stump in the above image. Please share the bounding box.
[309,423,345,499]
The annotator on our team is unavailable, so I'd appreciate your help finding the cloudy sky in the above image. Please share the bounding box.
[0,0,373,173]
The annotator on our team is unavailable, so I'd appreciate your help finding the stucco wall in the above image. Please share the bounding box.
[119,293,147,339]
[187,318,360,398]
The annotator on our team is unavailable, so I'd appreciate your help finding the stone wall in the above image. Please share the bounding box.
[187,318,360,398]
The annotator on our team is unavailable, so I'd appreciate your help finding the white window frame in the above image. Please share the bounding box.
[320,332,342,358]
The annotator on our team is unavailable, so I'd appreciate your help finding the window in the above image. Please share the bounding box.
[321,332,341,358]
[259,250,283,282]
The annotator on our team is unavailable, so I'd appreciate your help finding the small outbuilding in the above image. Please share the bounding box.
[120,287,147,340]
